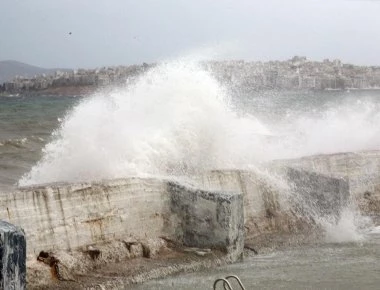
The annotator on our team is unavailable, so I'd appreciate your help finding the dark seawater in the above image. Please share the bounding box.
[0,94,80,192]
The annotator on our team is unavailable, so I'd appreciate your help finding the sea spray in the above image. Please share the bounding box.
[19,61,270,186]
[322,207,367,243]
[19,60,380,186]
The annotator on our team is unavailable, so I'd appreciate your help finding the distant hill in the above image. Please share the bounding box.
[0,60,71,84]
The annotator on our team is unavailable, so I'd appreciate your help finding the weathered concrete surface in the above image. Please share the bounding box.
[0,178,175,256]
[0,177,245,288]
[193,169,290,236]
[274,150,380,198]
[0,221,26,290]
[168,182,244,258]
[285,167,349,218]
[28,244,229,289]
[0,151,375,288]
[194,166,350,251]
[271,150,380,219]
[0,152,368,257]
[358,184,380,216]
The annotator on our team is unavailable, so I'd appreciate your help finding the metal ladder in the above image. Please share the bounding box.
[213,275,246,290]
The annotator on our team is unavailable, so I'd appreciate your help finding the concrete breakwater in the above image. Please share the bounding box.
[273,150,380,215]
[0,151,379,288]
[0,178,245,288]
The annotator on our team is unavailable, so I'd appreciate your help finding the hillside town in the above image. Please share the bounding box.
[0,63,150,95]
[1,57,380,95]
[207,56,380,91]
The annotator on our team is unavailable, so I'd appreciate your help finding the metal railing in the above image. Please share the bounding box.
[213,278,233,290]
[213,275,246,290]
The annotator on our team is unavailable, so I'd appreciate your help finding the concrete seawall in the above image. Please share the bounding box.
[273,151,380,215]
[1,178,175,255]
[274,151,380,197]
[0,178,244,258]
[1,166,347,255]
[194,167,349,242]
[1,151,378,288]
[0,177,244,288]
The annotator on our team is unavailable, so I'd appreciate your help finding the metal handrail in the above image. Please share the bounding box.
[213,278,233,290]
[225,275,246,290]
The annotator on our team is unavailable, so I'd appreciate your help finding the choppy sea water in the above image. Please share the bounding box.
[6,62,380,188]
[1,86,380,192]
[0,95,80,192]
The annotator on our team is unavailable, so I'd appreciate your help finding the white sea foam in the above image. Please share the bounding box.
[19,59,380,188]
[19,61,270,185]
[369,226,380,235]
[287,101,380,157]
[321,207,371,243]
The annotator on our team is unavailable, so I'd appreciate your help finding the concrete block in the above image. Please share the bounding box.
[274,151,380,197]
[0,220,26,290]
[285,167,349,218]
[168,182,244,258]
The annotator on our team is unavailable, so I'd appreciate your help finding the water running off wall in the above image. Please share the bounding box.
[18,59,380,241]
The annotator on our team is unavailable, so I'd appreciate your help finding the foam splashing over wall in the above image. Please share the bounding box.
[322,207,372,243]
[19,61,270,185]
[19,60,380,189]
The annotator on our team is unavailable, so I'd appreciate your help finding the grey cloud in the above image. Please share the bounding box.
[0,0,379,68]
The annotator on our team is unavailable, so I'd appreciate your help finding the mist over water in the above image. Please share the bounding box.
[18,60,380,187]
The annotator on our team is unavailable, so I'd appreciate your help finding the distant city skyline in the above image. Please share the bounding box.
[1,0,380,69]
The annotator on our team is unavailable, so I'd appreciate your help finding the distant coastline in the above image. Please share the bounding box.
[1,57,380,96]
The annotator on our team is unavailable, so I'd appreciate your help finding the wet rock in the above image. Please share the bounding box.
[0,221,26,290]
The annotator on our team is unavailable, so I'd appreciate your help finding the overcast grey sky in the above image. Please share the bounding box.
[1,0,379,68]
